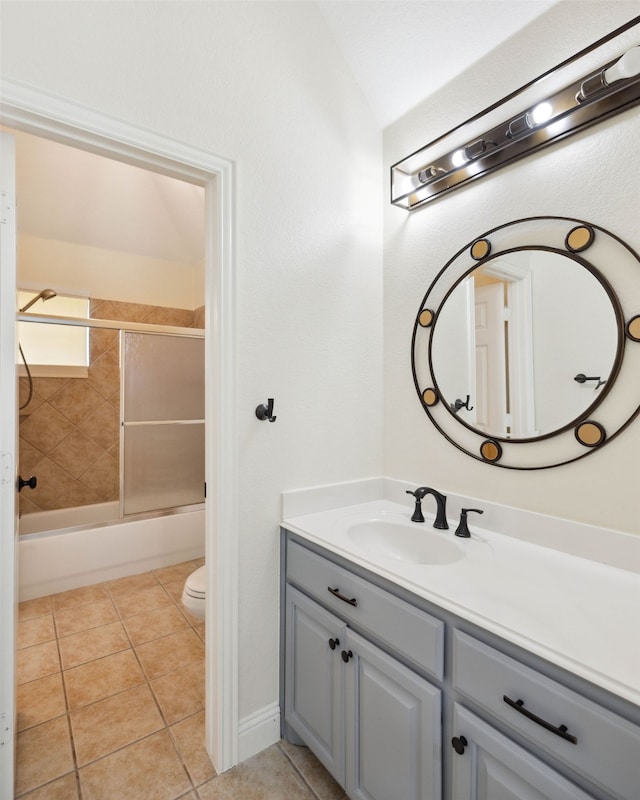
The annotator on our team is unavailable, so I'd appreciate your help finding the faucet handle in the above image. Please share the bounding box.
[455,508,483,538]
[406,489,425,523]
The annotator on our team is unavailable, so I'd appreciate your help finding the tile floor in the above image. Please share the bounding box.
[16,560,346,800]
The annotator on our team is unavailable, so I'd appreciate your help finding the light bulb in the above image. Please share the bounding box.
[530,101,553,125]
[604,46,640,85]
[451,149,468,168]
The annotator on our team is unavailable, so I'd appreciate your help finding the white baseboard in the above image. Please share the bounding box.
[238,702,281,762]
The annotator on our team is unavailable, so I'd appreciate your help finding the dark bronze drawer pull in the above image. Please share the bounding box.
[503,695,578,745]
[328,586,358,606]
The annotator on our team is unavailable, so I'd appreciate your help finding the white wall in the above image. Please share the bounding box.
[19,234,202,309]
[1,0,383,723]
[383,2,640,535]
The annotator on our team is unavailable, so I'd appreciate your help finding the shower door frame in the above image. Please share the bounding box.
[0,82,239,775]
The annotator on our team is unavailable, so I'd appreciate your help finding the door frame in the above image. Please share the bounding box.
[0,130,19,799]
[0,80,239,774]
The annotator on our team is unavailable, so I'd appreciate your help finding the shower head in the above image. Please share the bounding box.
[19,289,57,313]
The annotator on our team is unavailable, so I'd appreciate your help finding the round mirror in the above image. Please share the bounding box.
[430,249,621,440]
[412,217,640,469]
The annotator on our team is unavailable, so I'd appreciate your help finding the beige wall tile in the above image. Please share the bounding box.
[19,457,73,511]
[18,438,45,474]
[54,481,101,510]
[145,307,194,328]
[79,401,119,450]
[49,429,104,479]
[20,404,75,453]
[49,380,104,427]
[79,451,119,500]
[90,327,118,361]
[31,377,67,400]
[19,298,198,514]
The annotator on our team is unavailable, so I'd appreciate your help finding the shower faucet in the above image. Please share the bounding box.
[19,288,57,313]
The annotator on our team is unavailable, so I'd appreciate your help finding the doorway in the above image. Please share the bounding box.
[10,129,206,531]
[0,83,238,793]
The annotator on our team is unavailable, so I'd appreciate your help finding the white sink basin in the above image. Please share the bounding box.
[345,518,464,565]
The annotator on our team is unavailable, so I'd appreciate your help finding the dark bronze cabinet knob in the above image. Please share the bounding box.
[328,638,340,651]
[451,735,468,755]
[341,650,353,663]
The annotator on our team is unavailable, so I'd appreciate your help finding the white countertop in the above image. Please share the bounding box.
[282,496,640,708]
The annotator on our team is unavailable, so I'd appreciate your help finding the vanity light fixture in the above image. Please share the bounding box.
[391,19,640,209]
[577,44,640,100]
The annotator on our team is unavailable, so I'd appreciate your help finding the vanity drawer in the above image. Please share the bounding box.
[286,539,444,681]
[452,630,640,800]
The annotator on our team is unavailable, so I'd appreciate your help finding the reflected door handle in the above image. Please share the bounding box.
[18,475,37,492]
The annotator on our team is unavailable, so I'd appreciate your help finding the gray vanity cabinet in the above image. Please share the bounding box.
[450,705,596,800]
[343,628,441,800]
[282,532,640,800]
[285,585,346,782]
[284,540,443,800]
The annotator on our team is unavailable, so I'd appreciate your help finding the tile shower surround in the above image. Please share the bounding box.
[16,559,346,800]
[18,299,205,518]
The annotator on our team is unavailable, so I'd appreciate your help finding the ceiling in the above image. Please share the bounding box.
[317,0,558,127]
[7,1,557,265]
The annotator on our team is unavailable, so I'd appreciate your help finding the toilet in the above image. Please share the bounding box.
[181,565,206,620]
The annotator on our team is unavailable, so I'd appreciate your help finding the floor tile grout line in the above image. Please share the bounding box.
[16,562,209,798]
[165,713,201,794]
[95,578,204,792]
[277,742,324,800]
[54,597,85,800]
[53,593,119,641]
[14,768,77,800]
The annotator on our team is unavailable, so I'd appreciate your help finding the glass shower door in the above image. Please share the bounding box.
[121,331,205,516]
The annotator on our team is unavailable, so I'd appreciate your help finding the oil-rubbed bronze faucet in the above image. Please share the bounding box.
[406,487,448,529]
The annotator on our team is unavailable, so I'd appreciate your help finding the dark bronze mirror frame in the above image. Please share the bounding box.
[411,216,640,469]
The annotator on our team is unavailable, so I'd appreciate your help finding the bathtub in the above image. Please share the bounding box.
[18,503,205,601]
[19,501,121,535]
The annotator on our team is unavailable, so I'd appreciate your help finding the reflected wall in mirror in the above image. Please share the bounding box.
[431,249,621,440]
[412,217,640,469]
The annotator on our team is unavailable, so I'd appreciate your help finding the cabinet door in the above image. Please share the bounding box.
[284,585,345,783]
[451,705,597,800]
[344,629,442,800]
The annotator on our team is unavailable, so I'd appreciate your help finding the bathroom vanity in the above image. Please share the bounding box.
[280,489,640,800]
